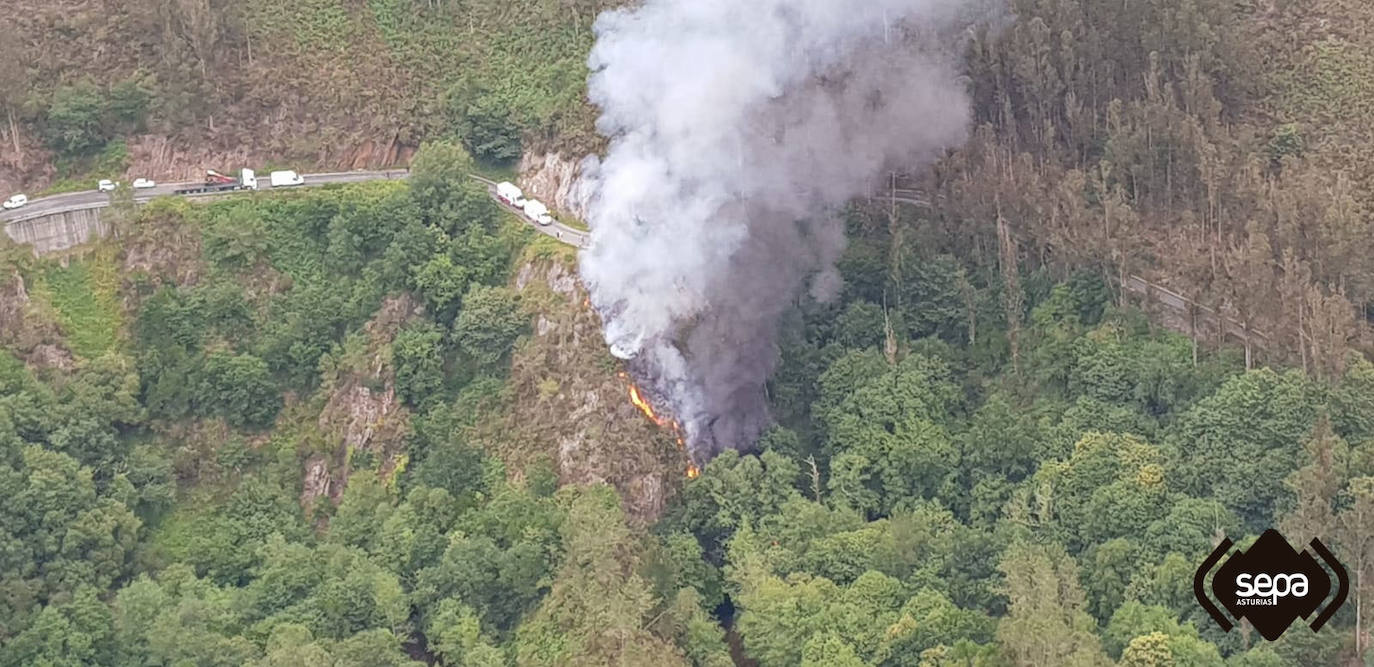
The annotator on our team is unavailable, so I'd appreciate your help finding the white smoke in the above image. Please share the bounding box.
[578,0,989,459]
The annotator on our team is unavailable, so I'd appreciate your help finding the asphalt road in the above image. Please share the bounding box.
[1,169,588,249]
[0,169,411,224]
[467,174,589,248]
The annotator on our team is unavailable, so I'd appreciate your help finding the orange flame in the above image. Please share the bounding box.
[628,385,660,424]
[620,375,699,480]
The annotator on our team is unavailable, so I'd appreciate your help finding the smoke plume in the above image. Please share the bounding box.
[578,0,986,460]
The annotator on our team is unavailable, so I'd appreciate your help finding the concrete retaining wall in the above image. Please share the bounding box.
[4,207,110,255]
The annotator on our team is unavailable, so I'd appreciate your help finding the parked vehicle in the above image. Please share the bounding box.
[132,178,156,189]
[97,179,117,192]
[496,181,525,207]
[1,194,27,210]
[522,199,554,226]
[269,170,304,187]
[173,169,258,195]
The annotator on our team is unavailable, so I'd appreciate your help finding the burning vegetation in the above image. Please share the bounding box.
[620,372,700,479]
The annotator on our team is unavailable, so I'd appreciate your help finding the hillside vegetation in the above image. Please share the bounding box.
[922,0,1374,382]
[0,0,609,190]
[4,0,1374,665]
[5,145,1374,664]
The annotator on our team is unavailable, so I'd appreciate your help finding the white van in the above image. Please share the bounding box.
[270,170,304,187]
[522,199,553,226]
[496,181,525,207]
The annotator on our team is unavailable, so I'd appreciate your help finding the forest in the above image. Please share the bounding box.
[4,0,1374,665]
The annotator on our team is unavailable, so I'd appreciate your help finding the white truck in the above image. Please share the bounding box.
[522,199,553,226]
[269,170,304,187]
[496,181,525,207]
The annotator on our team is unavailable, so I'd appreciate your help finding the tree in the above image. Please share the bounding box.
[249,624,333,667]
[444,81,524,163]
[995,541,1110,667]
[1102,601,1223,666]
[514,486,679,666]
[392,322,446,408]
[413,253,472,322]
[0,36,25,163]
[105,77,151,133]
[411,483,563,634]
[1166,369,1317,531]
[197,351,281,429]
[425,599,505,667]
[1119,632,1175,667]
[1027,432,1172,552]
[406,401,492,501]
[328,471,395,553]
[833,300,887,350]
[328,629,423,667]
[409,142,498,235]
[1280,416,1347,547]
[669,450,803,562]
[800,633,866,667]
[3,585,116,667]
[452,285,526,369]
[1081,538,1138,625]
[1337,477,1374,659]
[45,82,107,156]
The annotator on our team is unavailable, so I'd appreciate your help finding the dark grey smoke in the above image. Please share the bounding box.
[578,0,987,460]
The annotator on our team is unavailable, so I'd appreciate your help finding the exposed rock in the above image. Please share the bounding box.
[120,135,415,184]
[301,455,333,517]
[501,258,684,523]
[518,152,588,218]
[364,292,424,340]
[311,294,421,503]
[0,267,70,364]
[0,269,29,342]
[28,344,74,372]
[119,204,203,289]
[320,383,408,457]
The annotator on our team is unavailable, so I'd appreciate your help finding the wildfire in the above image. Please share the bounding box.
[620,373,700,480]
[628,385,660,424]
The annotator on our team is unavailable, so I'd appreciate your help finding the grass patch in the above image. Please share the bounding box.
[31,246,124,358]
[520,229,578,265]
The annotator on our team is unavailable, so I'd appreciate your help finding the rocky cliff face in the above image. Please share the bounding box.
[518,152,588,219]
[500,255,684,522]
[304,294,422,515]
[0,266,72,370]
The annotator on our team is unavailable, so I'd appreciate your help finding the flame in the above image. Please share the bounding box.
[620,374,698,480]
[628,385,660,424]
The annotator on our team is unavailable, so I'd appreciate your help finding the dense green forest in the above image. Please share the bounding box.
[5,144,1374,664]
[4,0,1374,665]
